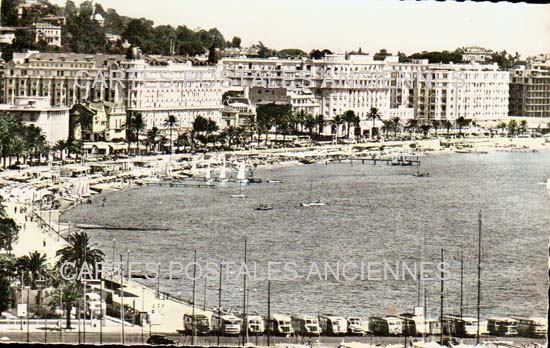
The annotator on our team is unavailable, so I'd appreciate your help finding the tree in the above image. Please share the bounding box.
[56,231,105,278]
[315,114,325,135]
[49,282,83,329]
[441,120,453,139]
[519,120,528,135]
[497,122,507,137]
[309,49,332,60]
[231,36,241,48]
[163,115,177,154]
[391,117,401,139]
[146,127,160,153]
[431,120,441,137]
[1,0,18,26]
[0,256,16,312]
[366,107,382,138]
[126,112,145,155]
[17,252,48,289]
[420,124,432,139]
[0,217,18,254]
[342,110,358,139]
[255,103,291,144]
[405,119,419,138]
[304,114,317,139]
[456,117,471,138]
[508,120,519,137]
[332,115,345,141]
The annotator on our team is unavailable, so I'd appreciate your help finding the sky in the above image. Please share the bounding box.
[49,0,550,57]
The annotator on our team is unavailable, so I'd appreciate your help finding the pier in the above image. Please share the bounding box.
[336,155,422,166]
[145,182,216,188]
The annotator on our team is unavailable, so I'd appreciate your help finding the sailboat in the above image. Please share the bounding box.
[236,161,248,183]
[230,183,246,199]
[300,181,325,207]
[219,159,228,182]
[205,164,212,182]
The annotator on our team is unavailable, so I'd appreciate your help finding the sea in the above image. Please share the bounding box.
[62,151,550,319]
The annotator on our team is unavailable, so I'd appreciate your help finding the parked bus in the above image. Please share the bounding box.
[368,316,403,336]
[346,317,366,336]
[245,315,265,336]
[183,314,211,335]
[318,315,348,336]
[292,315,322,336]
[440,315,479,337]
[268,314,294,337]
[514,317,547,338]
[212,313,242,336]
[487,318,518,336]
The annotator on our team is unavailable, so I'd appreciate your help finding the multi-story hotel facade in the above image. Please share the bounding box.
[2,52,225,142]
[222,54,509,136]
[509,61,550,117]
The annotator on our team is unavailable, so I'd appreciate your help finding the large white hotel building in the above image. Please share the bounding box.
[0,50,509,140]
[222,54,509,135]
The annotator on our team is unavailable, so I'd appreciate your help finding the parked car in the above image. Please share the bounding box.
[146,335,177,345]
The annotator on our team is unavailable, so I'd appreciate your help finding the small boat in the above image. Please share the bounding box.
[219,159,228,182]
[413,172,430,178]
[230,183,246,199]
[267,180,283,184]
[301,200,326,207]
[254,204,273,211]
[301,181,325,207]
[237,161,248,183]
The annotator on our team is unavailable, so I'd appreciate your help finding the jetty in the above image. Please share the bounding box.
[144,181,216,188]
[337,155,422,166]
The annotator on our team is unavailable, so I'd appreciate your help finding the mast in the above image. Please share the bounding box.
[217,259,222,346]
[440,248,444,344]
[308,181,313,203]
[476,211,482,345]
[191,250,197,345]
[460,251,464,320]
[267,280,271,347]
[242,237,248,346]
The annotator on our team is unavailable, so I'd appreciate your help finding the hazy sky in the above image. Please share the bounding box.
[50,0,550,57]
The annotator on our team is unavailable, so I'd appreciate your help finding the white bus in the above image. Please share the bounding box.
[514,317,547,338]
[318,315,348,336]
[292,315,322,336]
[487,318,518,336]
[268,314,294,337]
[212,314,242,336]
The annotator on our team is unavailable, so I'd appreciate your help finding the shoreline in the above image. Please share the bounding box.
[0,137,549,337]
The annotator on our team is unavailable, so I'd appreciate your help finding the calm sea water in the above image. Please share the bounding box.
[62,152,550,319]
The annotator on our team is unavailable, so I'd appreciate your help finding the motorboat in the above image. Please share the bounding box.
[254,204,273,211]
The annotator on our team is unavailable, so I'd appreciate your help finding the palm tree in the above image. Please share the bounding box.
[456,116,471,138]
[54,140,68,161]
[315,114,325,135]
[508,120,518,137]
[56,232,105,278]
[366,107,382,138]
[381,120,393,138]
[420,124,432,139]
[519,120,528,135]
[126,112,145,155]
[17,252,49,289]
[342,110,357,139]
[163,115,177,154]
[441,120,453,139]
[49,282,84,329]
[390,117,401,139]
[146,127,161,153]
[304,114,317,139]
[497,122,507,137]
[431,120,441,137]
[405,119,419,138]
[332,115,345,142]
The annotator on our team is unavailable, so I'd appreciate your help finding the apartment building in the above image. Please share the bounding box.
[509,61,550,117]
[2,52,225,135]
[0,96,69,144]
[222,54,508,135]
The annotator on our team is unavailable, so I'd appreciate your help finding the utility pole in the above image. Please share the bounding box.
[423,287,427,341]
[191,250,197,346]
[217,259,223,346]
[440,248,444,344]
[120,254,125,345]
[267,280,271,347]
[477,211,482,345]
[460,251,464,320]
[242,237,247,346]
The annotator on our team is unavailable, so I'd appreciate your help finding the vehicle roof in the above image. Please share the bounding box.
[292,315,318,320]
[271,314,292,320]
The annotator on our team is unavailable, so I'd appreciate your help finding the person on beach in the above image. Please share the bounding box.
[102,197,106,207]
